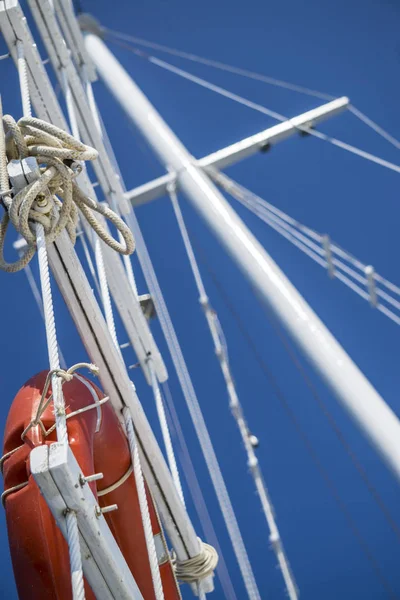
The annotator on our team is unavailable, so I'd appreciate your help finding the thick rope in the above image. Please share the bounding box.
[122,406,165,600]
[94,237,122,355]
[65,510,85,600]
[149,361,185,506]
[169,187,299,599]
[36,222,68,442]
[126,209,260,600]
[161,382,238,600]
[0,115,135,272]
[174,538,218,584]
[19,363,99,443]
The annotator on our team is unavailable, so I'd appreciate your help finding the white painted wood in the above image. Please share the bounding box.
[1,0,203,565]
[31,443,141,599]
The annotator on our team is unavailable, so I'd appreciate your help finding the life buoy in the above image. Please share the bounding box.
[2,371,181,600]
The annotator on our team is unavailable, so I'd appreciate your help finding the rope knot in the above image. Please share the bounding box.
[173,538,218,584]
[0,115,135,272]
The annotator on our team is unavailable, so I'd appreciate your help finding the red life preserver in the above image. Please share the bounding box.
[2,371,181,600]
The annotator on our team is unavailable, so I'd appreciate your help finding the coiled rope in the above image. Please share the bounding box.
[0,115,135,272]
[173,538,218,584]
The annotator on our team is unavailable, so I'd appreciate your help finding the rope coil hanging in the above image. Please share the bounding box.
[0,115,135,272]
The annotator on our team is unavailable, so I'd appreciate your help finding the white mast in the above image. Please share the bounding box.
[83,28,400,485]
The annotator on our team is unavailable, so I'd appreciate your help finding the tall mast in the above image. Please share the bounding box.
[83,28,400,483]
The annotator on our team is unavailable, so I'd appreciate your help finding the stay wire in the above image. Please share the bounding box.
[107,38,400,176]
[189,231,398,600]
[104,28,334,101]
[168,187,299,599]
[258,287,400,545]
[105,29,400,152]
[161,381,239,600]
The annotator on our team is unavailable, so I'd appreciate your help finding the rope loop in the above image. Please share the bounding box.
[20,362,99,443]
[173,538,218,583]
[0,115,135,272]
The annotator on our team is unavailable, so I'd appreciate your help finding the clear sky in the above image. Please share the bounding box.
[1,0,400,598]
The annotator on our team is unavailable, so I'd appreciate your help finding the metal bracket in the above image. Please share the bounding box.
[7,156,40,193]
[139,293,156,321]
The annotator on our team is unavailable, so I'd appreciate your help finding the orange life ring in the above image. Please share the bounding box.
[2,371,182,600]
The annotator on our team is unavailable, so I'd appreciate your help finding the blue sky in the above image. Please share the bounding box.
[1,0,400,598]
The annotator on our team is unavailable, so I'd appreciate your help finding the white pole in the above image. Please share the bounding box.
[125,95,349,206]
[84,32,400,483]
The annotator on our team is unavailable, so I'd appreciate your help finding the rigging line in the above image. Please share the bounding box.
[209,165,400,302]
[108,38,400,176]
[80,64,165,600]
[348,105,400,151]
[257,287,400,545]
[168,186,299,600]
[63,67,122,359]
[83,70,140,299]
[104,28,335,101]
[105,32,400,153]
[211,172,400,324]
[16,40,68,444]
[16,250,68,369]
[15,39,84,600]
[235,194,400,326]
[161,381,239,600]
[189,231,399,600]
[84,71,257,595]
[149,360,185,506]
[78,229,102,298]
[125,210,262,600]
[233,187,400,312]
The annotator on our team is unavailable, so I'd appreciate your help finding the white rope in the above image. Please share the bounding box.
[161,382,238,600]
[123,249,139,297]
[14,242,69,370]
[122,406,165,600]
[213,170,400,327]
[348,105,400,151]
[82,64,168,598]
[82,71,231,599]
[0,114,134,272]
[16,41,32,118]
[169,187,299,599]
[36,223,68,441]
[15,40,68,442]
[63,67,124,364]
[174,538,218,584]
[78,231,102,297]
[61,67,80,140]
[149,360,185,506]
[94,237,122,355]
[125,209,261,600]
[65,510,85,600]
[105,28,334,101]
[121,47,400,177]
[106,30,400,153]
[14,41,86,599]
